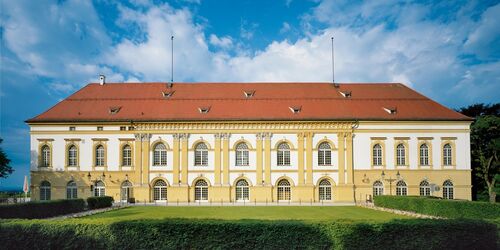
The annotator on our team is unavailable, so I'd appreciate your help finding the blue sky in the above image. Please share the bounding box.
[1,0,499,189]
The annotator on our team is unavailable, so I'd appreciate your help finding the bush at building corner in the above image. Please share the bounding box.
[86,196,114,209]
[0,199,85,219]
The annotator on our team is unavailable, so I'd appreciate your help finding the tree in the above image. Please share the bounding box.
[0,138,14,178]
[470,116,499,203]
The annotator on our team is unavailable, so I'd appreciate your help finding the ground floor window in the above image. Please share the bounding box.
[235,179,249,201]
[153,180,167,201]
[195,179,208,201]
[396,181,407,196]
[121,181,133,201]
[66,181,77,199]
[443,180,454,199]
[94,181,105,197]
[277,179,291,201]
[373,181,384,196]
[419,180,431,196]
[318,179,332,201]
[40,181,51,201]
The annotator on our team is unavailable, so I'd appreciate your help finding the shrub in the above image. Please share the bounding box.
[0,218,496,249]
[86,196,114,209]
[374,196,500,220]
[0,199,85,219]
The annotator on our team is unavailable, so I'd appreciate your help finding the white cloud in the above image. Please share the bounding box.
[209,34,233,49]
[280,22,291,34]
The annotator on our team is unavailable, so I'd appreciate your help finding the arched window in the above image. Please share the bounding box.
[235,143,249,166]
[94,181,105,197]
[122,144,132,166]
[420,144,429,166]
[443,180,454,199]
[277,179,291,201]
[121,181,133,202]
[277,143,291,166]
[318,142,332,166]
[396,144,405,166]
[235,179,249,201]
[443,144,452,166]
[95,145,105,166]
[373,181,384,196]
[68,145,77,167]
[153,180,167,201]
[419,180,430,196]
[396,181,407,196]
[194,179,208,201]
[40,181,51,201]
[153,143,167,166]
[319,179,332,201]
[194,143,208,166]
[41,145,50,167]
[66,181,77,199]
[373,144,382,166]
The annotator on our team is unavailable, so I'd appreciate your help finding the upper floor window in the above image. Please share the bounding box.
[122,144,132,166]
[318,142,332,166]
[194,143,208,166]
[69,126,76,131]
[153,143,167,166]
[277,142,291,166]
[372,144,382,166]
[235,143,249,166]
[95,145,105,166]
[396,144,406,166]
[419,144,429,166]
[443,144,452,166]
[68,145,78,167]
[41,145,51,167]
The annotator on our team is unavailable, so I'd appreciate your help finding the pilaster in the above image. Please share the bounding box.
[181,133,189,185]
[256,133,264,185]
[337,132,345,184]
[214,133,222,185]
[306,132,314,185]
[264,133,272,185]
[172,134,180,185]
[297,132,305,185]
[222,133,230,185]
[346,133,353,184]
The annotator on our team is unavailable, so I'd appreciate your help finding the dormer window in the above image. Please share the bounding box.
[289,106,302,114]
[162,91,174,98]
[198,106,211,114]
[383,107,397,114]
[339,91,352,98]
[109,106,121,114]
[244,90,255,98]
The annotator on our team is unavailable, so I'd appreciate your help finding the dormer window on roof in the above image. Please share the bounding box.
[198,106,211,114]
[244,90,255,98]
[383,107,397,114]
[162,91,175,98]
[109,106,121,114]
[289,106,302,114]
[339,91,352,98]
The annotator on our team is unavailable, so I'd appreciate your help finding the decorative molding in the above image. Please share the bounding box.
[370,137,387,140]
[441,137,457,140]
[417,137,434,140]
[118,138,135,141]
[135,121,355,131]
[64,138,82,141]
[37,138,54,141]
[134,133,152,141]
[91,138,109,141]
[394,137,410,140]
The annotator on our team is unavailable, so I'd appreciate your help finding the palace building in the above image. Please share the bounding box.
[27,78,473,203]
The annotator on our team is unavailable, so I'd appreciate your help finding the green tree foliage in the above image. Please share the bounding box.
[0,138,14,178]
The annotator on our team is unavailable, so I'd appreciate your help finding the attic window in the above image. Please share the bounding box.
[109,106,121,114]
[289,106,302,114]
[383,107,397,115]
[162,91,174,98]
[339,91,352,98]
[198,106,211,114]
[244,90,255,98]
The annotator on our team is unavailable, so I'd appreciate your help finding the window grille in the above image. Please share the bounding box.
[277,143,291,166]
[40,181,51,201]
[235,143,249,166]
[66,181,77,199]
[419,180,431,196]
[420,144,429,165]
[373,181,384,196]
[153,180,167,201]
[194,143,208,166]
[443,144,452,166]
[373,144,382,166]
[443,180,454,199]
[277,179,291,201]
[195,180,208,201]
[235,179,249,201]
[68,145,77,167]
[318,179,332,201]
[318,142,332,166]
[153,143,167,166]
[396,144,405,166]
[396,181,407,196]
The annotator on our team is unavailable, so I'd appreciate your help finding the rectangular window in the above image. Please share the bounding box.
[97,126,103,131]
[69,126,75,131]
[120,126,126,131]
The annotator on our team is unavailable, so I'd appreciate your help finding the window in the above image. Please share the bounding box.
[194,143,208,166]
[68,145,77,167]
[122,145,132,166]
[443,180,454,199]
[277,179,291,201]
[153,143,167,166]
[121,181,133,201]
[66,181,77,199]
[373,181,384,196]
[235,143,249,166]
[319,179,332,201]
[235,179,249,201]
[420,144,429,166]
[128,126,135,131]
[194,180,208,201]
[277,143,291,166]
[396,144,405,166]
[69,126,76,131]
[419,180,431,196]
[318,142,332,166]
[41,145,51,167]
[97,126,103,131]
[120,126,126,131]
[40,181,51,201]
[94,181,105,197]
[443,144,452,166]
[289,106,301,113]
[372,144,382,166]
[396,181,407,196]
[95,145,105,166]
[153,180,167,201]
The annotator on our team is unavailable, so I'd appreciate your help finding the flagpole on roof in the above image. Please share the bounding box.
[171,35,174,83]
[331,36,335,84]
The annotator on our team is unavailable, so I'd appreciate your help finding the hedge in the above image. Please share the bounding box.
[0,219,496,249]
[373,196,500,220]
[86,196,114,209]
[0,199,85,219]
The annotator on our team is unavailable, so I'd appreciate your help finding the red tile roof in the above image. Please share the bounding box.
[26,82,472,123]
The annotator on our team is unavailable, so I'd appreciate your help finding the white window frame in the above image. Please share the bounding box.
[373,181,384,196]
[153,143,167,166]
[41,145,50,167]
[318,142,332,166]
[94,181,106,197]
[396,181,407,196]
[66,181,77,199]
[373,144,382,166]
[194,180,209,201]
[194,143,208,166]
[443,180,454,199]
[419,180,431,196]
[443,144,452,166]
[235,179,250,201]
[396,144,405,166]
[277,143,291,166]
[153,180,167,201]
[420,144,429,166]
[235,143,249,166]
[96,145,105,166]
[122,144,132,166]
[277,179,291,201]
[68,145,77,167]
[318,179,332,201]
[40,181,51,201]
[121,181,133,201]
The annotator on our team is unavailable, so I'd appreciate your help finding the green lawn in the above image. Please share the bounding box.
[75,206,408,223]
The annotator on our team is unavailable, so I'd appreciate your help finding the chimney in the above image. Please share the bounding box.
[99,75,106,85]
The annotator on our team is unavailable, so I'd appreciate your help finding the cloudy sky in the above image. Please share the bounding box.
[1,0,499,188]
